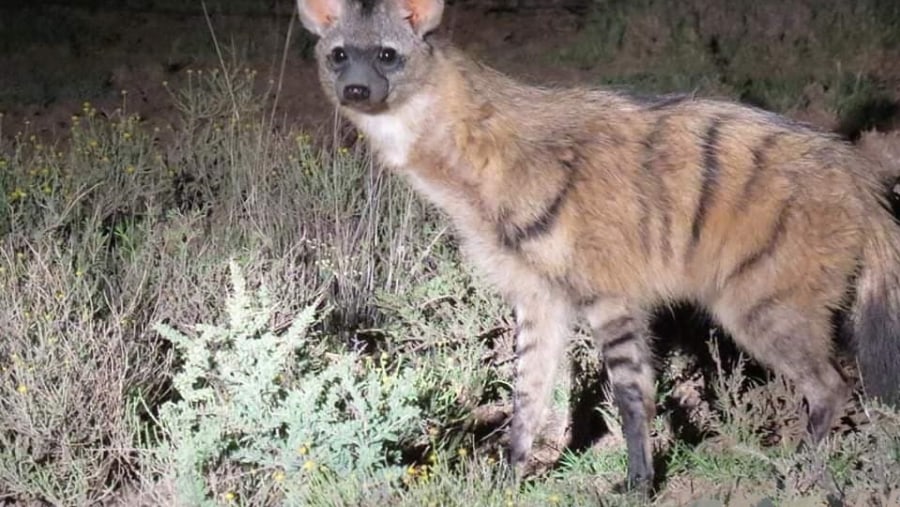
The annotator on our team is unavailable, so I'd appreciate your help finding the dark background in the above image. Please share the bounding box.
[1,0,898,143]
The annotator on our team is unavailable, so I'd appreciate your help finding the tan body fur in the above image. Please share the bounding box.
[298,0,900,489]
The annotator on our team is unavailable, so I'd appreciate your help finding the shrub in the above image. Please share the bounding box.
[149,261,424,506]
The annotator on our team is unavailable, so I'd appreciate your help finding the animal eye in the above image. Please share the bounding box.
[378,47,398,64]
[331,47,347,63]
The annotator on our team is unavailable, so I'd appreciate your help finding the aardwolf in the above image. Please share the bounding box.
[296,0,900,488]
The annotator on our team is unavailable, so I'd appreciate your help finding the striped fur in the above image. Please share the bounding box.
[298,0,900,489]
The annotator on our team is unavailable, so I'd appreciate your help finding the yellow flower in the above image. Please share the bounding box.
[296,444,309,455]
[125,165,136,174]
[457,448,468,458]
[549,494,560,504]
[16,384,27,394]
[273,470,285,482]
[88,140,98,148]
[224,491,235,502]
[302,460,316,472]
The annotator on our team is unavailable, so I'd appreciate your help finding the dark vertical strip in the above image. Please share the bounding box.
[734,132,782,214]
[638,115,673,259]
[723,201,791,284]
[687,117,725,257]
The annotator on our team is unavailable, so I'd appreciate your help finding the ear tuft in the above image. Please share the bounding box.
[394,0,444,37]
[297,0,344,36]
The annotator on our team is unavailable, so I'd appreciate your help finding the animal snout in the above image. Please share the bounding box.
[343,84,370,102]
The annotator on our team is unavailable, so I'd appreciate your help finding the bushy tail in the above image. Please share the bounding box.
[852,209,900,406]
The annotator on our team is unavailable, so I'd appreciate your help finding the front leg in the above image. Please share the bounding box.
[508,290,573,471]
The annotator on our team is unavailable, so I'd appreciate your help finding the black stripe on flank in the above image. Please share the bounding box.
[724,201,791,284]
[637,119,664,256]
[735,132,782,214]
[639,115,675,260]
[688,117,726,255]
[603,331,637,352]
[499,172,576,250]
[659,206,673,259]
[637,194,653,256]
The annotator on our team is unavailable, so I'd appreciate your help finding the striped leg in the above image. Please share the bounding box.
[584,298,655,489]
[508,293,573,471]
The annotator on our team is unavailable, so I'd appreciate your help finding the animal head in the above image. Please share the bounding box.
[297,0,444,115]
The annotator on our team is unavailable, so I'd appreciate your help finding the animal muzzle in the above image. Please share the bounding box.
[336,64,389,112]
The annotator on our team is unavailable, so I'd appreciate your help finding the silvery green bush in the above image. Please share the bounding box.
[151,261,422,505]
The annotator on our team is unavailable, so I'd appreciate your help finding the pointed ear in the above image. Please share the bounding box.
[297,0,344,36]
[391,0,444,37]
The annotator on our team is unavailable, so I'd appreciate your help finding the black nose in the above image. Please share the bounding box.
[343,84,370,102]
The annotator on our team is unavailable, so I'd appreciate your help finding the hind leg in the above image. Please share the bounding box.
[712,291,849,443]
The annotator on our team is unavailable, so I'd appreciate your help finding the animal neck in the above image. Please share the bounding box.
[346,47,530,225]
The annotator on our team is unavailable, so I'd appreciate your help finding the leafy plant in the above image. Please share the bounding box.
[150,261,424,505]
